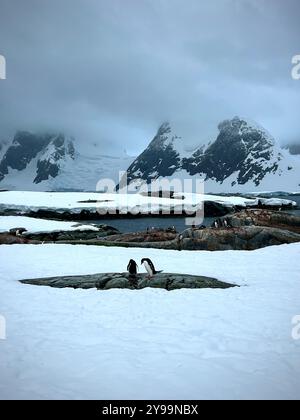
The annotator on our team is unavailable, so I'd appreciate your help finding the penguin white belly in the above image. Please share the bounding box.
[143,261,154,276]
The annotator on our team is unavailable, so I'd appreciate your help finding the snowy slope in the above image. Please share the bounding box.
[0,243,299,399]
[48,152,133,192]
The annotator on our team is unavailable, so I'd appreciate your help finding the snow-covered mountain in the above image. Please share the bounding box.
[0,131,133,191]
[124,117,300,193]
[1,119,299,193]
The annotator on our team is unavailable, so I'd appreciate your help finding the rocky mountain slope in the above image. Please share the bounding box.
[1,118,299,193]
[0,131,132,191]
[124,117,300,193]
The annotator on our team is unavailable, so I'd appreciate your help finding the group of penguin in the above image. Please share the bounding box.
[127,258,162,278]
[212,218,230,229]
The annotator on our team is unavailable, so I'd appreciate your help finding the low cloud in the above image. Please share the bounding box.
[0,0,299,154]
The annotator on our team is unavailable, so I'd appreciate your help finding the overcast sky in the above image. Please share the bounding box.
[0,0,299,155]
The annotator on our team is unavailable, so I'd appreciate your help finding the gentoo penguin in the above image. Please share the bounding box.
[10,228,27,237]
[141,258,162,278]
[127,259,138,276]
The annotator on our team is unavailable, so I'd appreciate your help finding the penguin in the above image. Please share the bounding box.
[141,258,162,278]
[15,228,27,237]
[127,259,138,276]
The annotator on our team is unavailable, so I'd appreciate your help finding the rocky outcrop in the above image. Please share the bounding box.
[20,272,236,291]
[179,226,300,251]
[0,223,120,244]
[0,232,29,245]
[227,209,300,234]
[22,224,120,242]
[102,229,177,244]
[56,225,300,251]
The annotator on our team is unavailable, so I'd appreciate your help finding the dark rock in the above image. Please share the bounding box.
[227,209,300,234]
[103,230,177,244]
[20,272,237,291]
[204,201,232,217]
[23,224,120,242]
[0,233,29,244]
[179,225,300,251]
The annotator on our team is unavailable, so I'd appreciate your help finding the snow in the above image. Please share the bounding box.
[0,140,9,161]
[237,116,276,147]
[0,191,296,215]
[0,216,100,234]
[200,145,300,194]
[0,243,300,400]
[0,151,133,192]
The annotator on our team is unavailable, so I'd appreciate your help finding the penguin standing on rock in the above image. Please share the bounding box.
[141,258,162,278]
[127,259,138,276]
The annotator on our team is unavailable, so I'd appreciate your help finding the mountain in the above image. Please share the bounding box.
[124,122,184,185]
[1,119,299,193]
[124,117,300,193]
[0,131,133,191]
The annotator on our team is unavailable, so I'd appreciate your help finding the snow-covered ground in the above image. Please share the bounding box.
[0,243,299,400]
[0,216,101,234]
[0,191,296,215]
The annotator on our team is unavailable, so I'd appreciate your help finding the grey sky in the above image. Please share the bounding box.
[0,0,299,155]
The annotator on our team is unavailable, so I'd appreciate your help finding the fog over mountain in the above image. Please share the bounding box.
[0,0,300,155]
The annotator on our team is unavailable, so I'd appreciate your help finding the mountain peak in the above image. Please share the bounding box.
[34,135,75,183]
[157,121,172,135]
[218,116,276,147]
[123,117,300,192]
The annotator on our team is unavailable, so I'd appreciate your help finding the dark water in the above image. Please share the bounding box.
[83,194,300,234]
[86,216,216,234]
[287,195,300,216]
